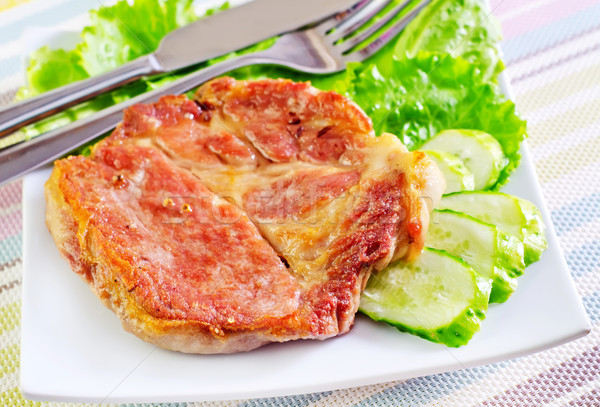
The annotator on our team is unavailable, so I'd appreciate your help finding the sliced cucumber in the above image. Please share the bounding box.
[421,129,508,190]
[423,150,475,194]
[439,191,547,265]
[516,199,548,265]
[360,248,491,347]
[426,209,525,303]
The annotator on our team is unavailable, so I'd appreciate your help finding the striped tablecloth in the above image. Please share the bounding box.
[1,0,599,405]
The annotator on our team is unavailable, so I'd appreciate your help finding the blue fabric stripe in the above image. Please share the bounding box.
[353,361,509,407]
[583,291,600,324]
[0,0,96,45]
[502,3,600,63]
[118,403,188,407]
[237,391,332,407]
[566,239,600,278]
[0,55,22,82]
[551,193,600,237]
[0,234,21,265]
[119,404,188,407]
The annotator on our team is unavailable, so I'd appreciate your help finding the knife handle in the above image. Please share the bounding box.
[0,54,162,138]
[0,54,263,185]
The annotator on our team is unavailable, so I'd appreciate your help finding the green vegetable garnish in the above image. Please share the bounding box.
[394,0,504,80]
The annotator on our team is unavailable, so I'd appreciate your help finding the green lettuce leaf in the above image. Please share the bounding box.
[394,0,504,79]
[17,0,196,98]
[77,0,196,76]
[15,47,88,100]
[342,52,526,189]
[6,0,198,148]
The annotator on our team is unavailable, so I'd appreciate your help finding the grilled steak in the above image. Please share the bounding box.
[45,78,444,353]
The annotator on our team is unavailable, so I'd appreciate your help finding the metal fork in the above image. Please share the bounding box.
[0,0,430,185]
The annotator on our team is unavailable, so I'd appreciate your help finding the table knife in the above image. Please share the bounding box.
[0,0,359,137]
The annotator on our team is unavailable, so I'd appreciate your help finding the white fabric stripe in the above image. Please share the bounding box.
[422,329,600,407]
[0,203,20,219]
[44,404,110,407]
[50,11,91,30]
[0,374,18,394]
[0,74,22,94]
[507,36,600,95]
[545,377,600,407]
[0,0,71,27]
[0,11,91,57]
[495,0,554,22]
[518,83,600,125]
[189,401,243,407]
[557,217,600,255]
[531,120,600,163]
[0,263,20,290]
[574,267,600,298]
[304,382,397,407]
[539,162,600,212]
[0,329,19,395]
[0,41,21,64]
[0,325,19,359]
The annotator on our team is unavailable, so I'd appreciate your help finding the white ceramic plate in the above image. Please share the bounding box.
[18,6,590,404]
[19,100,591,404]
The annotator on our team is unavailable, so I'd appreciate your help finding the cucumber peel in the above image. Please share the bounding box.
[426,209,525,303]
[421,129,508,190]
[517,198,548,265]
[423,150,475,194]
[360,248,491,347]
[439,191,547,265]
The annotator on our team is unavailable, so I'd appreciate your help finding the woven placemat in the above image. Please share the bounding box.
[1,0,599,405]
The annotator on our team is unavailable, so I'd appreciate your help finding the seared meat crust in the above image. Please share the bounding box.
[45,78,444,353]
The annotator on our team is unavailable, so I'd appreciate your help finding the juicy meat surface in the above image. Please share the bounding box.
[45,78,444,353]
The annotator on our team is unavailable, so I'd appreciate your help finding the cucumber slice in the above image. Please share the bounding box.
[360,248,491,347]
[517,199,548,265]
[439,191,547,265]
[426,209,525,303]
[421,129,508,190]
[423,150,475,194]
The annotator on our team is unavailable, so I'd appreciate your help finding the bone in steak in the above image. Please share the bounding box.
[45,78,444,353]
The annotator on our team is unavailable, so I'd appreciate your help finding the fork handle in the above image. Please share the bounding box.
[0,53,267,185]
[0,54,163,138]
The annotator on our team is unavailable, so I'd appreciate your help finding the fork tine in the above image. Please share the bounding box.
[319,0,393,41]
[335,0,412,54]
[315,0,373,33]
[343,0,431,62]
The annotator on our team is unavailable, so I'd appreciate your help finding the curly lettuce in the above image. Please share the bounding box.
[394,0,504,79]
[338,52,525,189]
[4,0,198,148]
[17,0,196,99]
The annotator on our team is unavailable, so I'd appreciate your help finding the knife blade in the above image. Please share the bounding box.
[155,0,360,71]
[0,0,359,138]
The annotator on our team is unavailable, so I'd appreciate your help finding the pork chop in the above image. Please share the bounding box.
[45,78,444,353]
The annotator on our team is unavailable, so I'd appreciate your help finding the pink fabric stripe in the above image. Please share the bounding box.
[565,387,600,406]
[511,37,600,82]
[0,210,21,241]
[478,345,600,406]
[490,0,550,15]
[0,181,21,209]
[499,0,600,40]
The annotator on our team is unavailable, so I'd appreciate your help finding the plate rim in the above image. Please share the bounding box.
[17,15,591,406]
[18,106,591,404]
